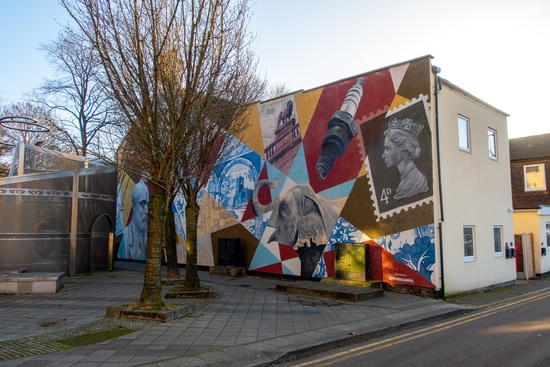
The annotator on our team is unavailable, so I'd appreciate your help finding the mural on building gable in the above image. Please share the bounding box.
[116,56,437,289]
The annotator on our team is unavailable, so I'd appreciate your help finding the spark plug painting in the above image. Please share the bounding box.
[316,77,364,180]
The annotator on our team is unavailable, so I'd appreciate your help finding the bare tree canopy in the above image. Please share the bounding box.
[61,0,266,306]
[0,101,74,177]
[267,82,293,100]
[34,28,120,157]
[0,102,68,151]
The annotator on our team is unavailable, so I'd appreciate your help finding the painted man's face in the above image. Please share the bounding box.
[133,188,149,233]
[382,137,402,168]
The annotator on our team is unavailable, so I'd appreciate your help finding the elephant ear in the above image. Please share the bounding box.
[297,211,327,247]
[296,196,327,247]
[302,195,325,223]
[303,194,339,240]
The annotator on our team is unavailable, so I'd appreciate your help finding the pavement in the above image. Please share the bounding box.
[1,263,550,367]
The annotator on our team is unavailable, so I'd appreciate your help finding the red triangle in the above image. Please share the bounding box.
[367,241,435,288]
[279,243,299,261]
[252,262,283,274]
[241,163,272,222]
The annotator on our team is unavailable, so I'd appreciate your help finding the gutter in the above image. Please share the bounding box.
[432,65,445,299]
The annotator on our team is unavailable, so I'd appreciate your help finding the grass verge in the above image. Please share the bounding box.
[58,329,137,347]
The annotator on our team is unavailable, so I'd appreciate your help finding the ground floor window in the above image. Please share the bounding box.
[494,225,503,256]
[464,226,475,261]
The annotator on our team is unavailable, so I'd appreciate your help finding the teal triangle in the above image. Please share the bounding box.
[319,178,356,200]
[282,262,296,275]
[266,162,287,199]
[287,144,309,185]
[249,242,281,270]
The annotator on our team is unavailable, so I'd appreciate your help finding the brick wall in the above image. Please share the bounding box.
[511,158,550,209]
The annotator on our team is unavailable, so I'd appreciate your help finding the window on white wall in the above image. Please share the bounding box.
[524,164,546,191]
[494,226,503,256]
[464,226,475,261]
[458,115,470,152]
[546,223,550,247]
[488,128,497,160]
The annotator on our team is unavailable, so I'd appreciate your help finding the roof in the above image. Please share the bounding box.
[509,133,550,161]
[440,78,509,117]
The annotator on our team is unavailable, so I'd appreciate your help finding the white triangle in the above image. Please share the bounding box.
[390,63,410,93]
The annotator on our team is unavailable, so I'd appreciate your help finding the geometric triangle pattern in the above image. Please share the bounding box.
[122,56,437,290]
[282,258,301,276]
[248,242,281,271]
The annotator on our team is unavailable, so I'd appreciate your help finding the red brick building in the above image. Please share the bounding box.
[509,133,550,278]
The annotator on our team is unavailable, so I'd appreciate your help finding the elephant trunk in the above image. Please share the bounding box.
[252,179,279,216]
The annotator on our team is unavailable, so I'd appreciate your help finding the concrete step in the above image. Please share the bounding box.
[275,279,384,302]
[0,272,65,294]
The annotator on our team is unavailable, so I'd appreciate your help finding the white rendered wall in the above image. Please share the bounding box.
[435,82,516,295]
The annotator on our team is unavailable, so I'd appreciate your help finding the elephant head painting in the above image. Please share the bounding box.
[252,179,345,277]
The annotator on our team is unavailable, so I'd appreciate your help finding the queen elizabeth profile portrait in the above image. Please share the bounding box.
[382,117,429,200]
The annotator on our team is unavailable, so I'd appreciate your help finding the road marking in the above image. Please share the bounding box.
[292,290,550,367]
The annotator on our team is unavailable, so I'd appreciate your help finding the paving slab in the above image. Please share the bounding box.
[1,262,549,367]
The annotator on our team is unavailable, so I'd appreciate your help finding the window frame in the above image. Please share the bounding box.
[493,225,503,257]
[458,115,471,152]
[463,225,476,261]
[523,163,546,192]
[488,128,498,160]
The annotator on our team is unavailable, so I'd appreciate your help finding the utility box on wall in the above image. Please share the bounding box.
[334,243,370,281]
[218,238,240,267]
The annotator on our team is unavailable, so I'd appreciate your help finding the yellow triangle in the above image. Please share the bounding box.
[389,94,411,112]
[234,103,264,157]
[294,86,324,138]
[358,159,369,178]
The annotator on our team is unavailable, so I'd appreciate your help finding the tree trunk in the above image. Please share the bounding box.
[138,186,165,307]
[164,195,180,279]
[183,200,201,291]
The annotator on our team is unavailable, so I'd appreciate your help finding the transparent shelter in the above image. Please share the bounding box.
[0,143,117,275]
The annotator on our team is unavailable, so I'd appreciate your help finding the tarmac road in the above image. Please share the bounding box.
[277,288,550,367]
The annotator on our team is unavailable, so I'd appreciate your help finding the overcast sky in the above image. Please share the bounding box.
[1,0,549,139]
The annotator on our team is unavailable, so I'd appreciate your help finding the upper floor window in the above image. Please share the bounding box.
[458,115,470,152]
[524,164,546,191]
[488,128,497,160]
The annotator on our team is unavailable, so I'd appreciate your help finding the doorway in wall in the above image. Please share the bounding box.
[515,233,535,280]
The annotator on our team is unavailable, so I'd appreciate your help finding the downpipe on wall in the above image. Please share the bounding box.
[432,65,445,299]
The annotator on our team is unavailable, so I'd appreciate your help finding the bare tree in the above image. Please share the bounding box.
[0,102,67,150]
[0,99,11,177]
[62,0,266,306]
[0,102,71,176]
[34,28,119,157]
[0,125,9,178]
[267,82,292,99]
